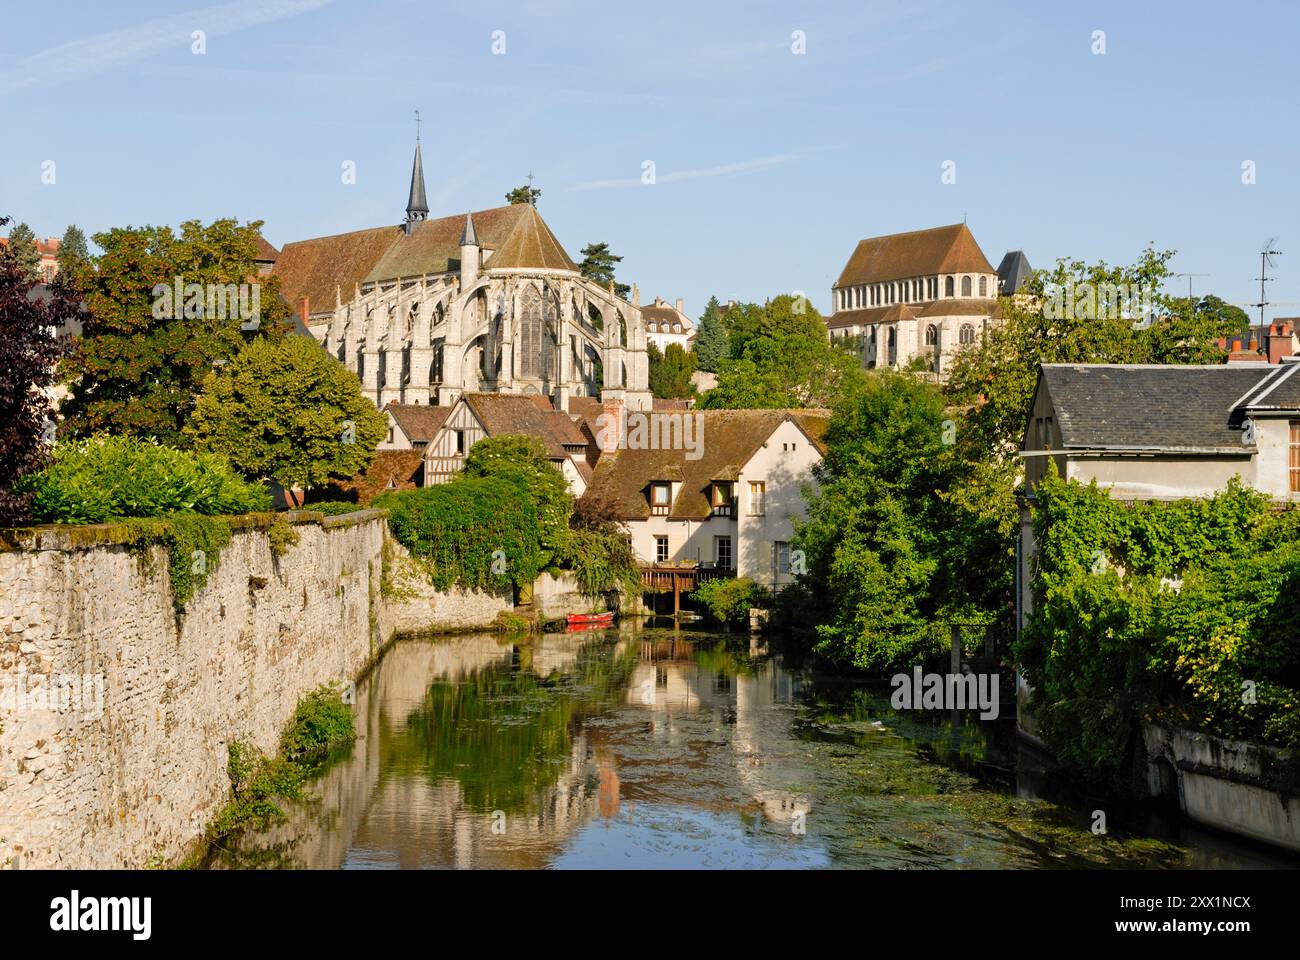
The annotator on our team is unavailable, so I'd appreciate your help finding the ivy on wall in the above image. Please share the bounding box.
[1016,472,1300,786]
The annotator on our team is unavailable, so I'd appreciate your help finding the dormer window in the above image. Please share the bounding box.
[710,482,734,517]
[650,482,671,515]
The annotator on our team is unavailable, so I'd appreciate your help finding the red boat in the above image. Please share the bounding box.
[566,610,616,627]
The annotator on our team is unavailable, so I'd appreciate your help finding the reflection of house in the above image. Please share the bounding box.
[827,224,1015,376]
[582,409,828,587]
[1017,361,1300,631]
[642,297,694,352]
[271,139,652,412]
[424,392,595,494]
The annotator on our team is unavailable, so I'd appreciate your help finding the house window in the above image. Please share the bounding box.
[711,482,734,516]
[387,427,395,444]
[456,430,466,454]
[776,541,791,575]
[959,323,975,345]
[650,482,671,515]
[748,481,766,515]
[715,535,733,570]
[1291,422,1300,493]
[655,535,669,562]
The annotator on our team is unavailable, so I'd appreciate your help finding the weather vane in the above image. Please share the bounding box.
[415,109,421,143]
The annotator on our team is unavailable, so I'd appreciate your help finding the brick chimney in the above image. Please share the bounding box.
[675,297,684,315]
[1269,322,1294,363]
[297,296,309,328]
[598,399,625,456]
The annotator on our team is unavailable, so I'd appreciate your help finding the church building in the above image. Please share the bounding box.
[272,139,653,413]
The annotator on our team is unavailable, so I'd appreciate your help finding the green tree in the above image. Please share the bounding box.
[700,294,863,409]
[647,342,697,399]
[578,242,630,300]
[5,222,41,281]
[945,246,1235,461]
[505,183,541,205]
[187,335,385,491]
[793,372,1007,670]
[60,218,294,446]
[694,296,730,372]
[56,224,89,278]
[463,434,573,553]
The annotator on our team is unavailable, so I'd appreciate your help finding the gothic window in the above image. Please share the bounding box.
[520,287,542,378]
[945,276,955,297]
[925,324,938,346]
[431,338,444,383]
[961,276,972,296]
[979,276,988,296]
[960,323,975,345]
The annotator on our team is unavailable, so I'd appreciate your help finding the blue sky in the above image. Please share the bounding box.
[3,0,1298,320]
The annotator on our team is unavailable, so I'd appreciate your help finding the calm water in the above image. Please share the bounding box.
[208,623,1296,869]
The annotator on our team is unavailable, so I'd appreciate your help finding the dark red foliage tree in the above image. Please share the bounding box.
[0,215,77,523]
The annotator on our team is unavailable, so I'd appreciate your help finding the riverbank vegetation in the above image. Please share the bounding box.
[1018,472,1300,785]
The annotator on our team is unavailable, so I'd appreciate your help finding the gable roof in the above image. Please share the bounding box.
[583,409,828,520]
[835,223,994,289]
[462,392,589,459]
[271,205,577,314]
[385,403,453,443]
[1232,361,1300,412]
[1031,364,1273,455]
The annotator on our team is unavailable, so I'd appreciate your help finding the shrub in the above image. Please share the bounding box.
[375,477,541,591]
[302,500,363,517]
[17,435,270,524]
[279,684,356,766]
[692,576,760,626]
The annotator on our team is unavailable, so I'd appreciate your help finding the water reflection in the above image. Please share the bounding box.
[209,623,1297,870]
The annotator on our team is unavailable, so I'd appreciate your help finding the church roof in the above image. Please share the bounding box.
[826,298,1000,329]
[834,223,994,289]
[273,205,578,313]
[997,250,1033,295]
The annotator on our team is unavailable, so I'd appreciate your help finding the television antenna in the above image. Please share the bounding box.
[1174,272,1208,303]
[1250,238,1283,340]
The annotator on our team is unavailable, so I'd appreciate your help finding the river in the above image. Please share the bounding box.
[207,622,1296,869]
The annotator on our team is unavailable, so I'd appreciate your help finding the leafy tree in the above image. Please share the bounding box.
[700,294,863,409]
[694,296,730,372]
[505,183,541,205]
[647,342,697,398]
[578,242,630,300]
[5,222,41,281]
[792,372,1008,671]
[0,215,75,523]
[463,434,573,553]
[945,246,1237,461]
[187,335,385,491]
[56,224,89,277]
[60,218,294,446]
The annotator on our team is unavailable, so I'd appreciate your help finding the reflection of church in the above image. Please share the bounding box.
[273,138,653,412]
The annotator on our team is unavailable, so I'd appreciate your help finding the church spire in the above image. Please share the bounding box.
[460,210,477,246]
[405,113,429,229]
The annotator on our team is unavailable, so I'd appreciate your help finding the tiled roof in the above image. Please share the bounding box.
[996,250,1032,294]
[582,409,829,520]
[834,223,994,289]
[254,235,280,262]
[463,392,589,459]
[825,298,998,328]
[272,205,577,315]
[1233,361,1300,412]
[326,449,425,503]
[385,403,453,443]
[1033,364,1273,454]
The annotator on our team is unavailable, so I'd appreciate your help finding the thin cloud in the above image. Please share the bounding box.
[0,0,333,96]
[566,153,799,192]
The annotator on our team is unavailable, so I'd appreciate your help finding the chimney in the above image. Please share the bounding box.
[675,298,684,315]
[598,399,625,456]
[298,297,309,327]
[1269,322,1294,364]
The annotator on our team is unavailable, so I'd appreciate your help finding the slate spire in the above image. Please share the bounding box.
[405,128,429,226]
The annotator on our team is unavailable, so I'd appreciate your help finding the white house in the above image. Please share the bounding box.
[580,408,828,587]
[642,297,695,353]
